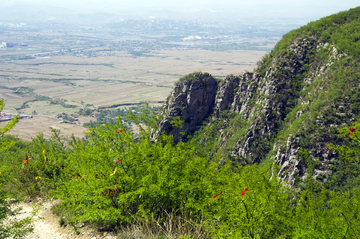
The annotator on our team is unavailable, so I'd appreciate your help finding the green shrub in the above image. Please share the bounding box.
[0,98,35,239]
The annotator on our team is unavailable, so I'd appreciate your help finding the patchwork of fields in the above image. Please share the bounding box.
[0,49,267,140]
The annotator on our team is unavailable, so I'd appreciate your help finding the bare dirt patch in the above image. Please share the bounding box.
[14,200,117,239]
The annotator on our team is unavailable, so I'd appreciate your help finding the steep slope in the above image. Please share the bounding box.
[154,7,360,187]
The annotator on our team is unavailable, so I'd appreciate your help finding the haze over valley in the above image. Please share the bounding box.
[0,0,358,140]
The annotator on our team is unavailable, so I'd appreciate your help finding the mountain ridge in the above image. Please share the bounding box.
[154,7,360,188]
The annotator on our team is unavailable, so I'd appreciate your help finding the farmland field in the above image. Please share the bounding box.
[0,48,268,140]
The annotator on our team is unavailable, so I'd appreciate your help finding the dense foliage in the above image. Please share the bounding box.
[82,105,159,129]
[0,99,34,239]
[1,100,360,238]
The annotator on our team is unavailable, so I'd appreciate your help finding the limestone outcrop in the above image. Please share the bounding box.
[154,35,359,187]
[154,73,217,142]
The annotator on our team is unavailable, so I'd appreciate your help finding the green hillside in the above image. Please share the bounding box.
[154,6,360,190]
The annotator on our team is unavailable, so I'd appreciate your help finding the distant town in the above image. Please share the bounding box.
[0,112,32,122]
[0,15,297,62]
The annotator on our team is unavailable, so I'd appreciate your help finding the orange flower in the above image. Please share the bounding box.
[349,127,355,137]
[213,191,223,199]
[241,187,248,196]
[22,157,28,169]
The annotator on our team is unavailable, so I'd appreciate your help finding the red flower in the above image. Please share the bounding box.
[213,191,223,199]
[38,194,41,197]
[241,187,248,196]
[13,167,15,170]
[117,158,123,163]
[116,129,125,134]
[8,188,11,191]
[26,152,29,156]
[349,127,355,137]
[109,189,112,195]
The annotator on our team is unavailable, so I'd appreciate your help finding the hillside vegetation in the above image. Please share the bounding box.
[1,7,360,238]
[1,99,360,238]
[156,6,360,190]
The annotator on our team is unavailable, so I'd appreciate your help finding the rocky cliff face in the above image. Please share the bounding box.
[154,8,360,187]
[154,73,217,142]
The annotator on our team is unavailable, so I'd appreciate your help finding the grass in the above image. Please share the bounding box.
[51,202,208,239]
[116,209,208,239]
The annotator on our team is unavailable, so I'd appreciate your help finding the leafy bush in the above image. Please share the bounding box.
[49,118,230,229]
[0,98,35,239]
[2,99,360,237]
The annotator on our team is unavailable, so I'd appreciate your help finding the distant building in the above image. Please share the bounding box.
[0,112,32,122]
[0,42,27,48]
[183,36,201,41]
[5,42,17,48]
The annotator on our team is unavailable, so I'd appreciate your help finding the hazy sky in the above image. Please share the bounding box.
[2,0,359,21]
[4,0,358,8]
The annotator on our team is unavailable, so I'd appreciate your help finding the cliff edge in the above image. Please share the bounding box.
[154,7,360,187]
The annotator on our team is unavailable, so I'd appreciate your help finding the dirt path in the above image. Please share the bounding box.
[14,200,116,239]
